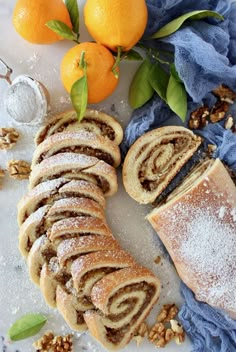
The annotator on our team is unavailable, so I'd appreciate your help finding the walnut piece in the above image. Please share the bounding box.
[7,160,31,180]
[157,304,179,323]
[33,331,73,352]
[0,168,5,189]
[133,322,149,346]
[188,106,210,130]
[154,256,161,264]
[0,127,20,150]
[224,115,234,130]
[213,85,236,104]
[148,304,185,348]
[210,101,229,123]
[170,319,185,345]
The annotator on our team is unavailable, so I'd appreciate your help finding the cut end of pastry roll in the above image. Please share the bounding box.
[32,131,121,168]
[84,266,161,350]
[147,158,236,318]
[35,109,123,146]
[29,152,118,197]
[123,126,202,204]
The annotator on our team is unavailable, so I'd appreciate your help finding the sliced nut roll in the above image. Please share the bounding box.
[18,178,105,226]
[29,152,118,197]
[122,126,202,204]
[84,266,161,351]
[40,236,121,309]
[71,250,136,310]
[35,109,123,146]
[32,131,121,168]
[19,205,50,258]
[45,197,105,226]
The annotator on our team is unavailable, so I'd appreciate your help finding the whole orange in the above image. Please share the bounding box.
[60,42,119,104]
[13,0,72,44]
[84,0,148,52]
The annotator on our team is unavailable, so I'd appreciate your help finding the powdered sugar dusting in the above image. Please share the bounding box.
[166,201,236,313]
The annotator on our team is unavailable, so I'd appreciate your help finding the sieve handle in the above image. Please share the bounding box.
[0,58,13,84]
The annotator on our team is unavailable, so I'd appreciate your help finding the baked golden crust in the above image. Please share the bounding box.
[29,152,118,197]
[32,130,121,168]
[123,126,202,204]
[147,159,236,318]
[35,109,123,146]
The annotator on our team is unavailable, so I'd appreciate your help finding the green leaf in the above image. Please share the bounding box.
[8,313,47,341]
[166,74,187,121]
[70,76,88,122]
[151,10,224,39]
[123,49,143,61]
[149,63,169,102]
[46,20,76,41]
[65,0,80,35]
[170,63,182,83]
[129,60,154,109]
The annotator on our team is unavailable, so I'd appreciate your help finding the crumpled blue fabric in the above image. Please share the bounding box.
[179,283,236,352]
[198,123,236,169]
[122,1,236,350]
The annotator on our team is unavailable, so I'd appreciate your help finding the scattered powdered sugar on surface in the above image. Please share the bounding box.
[167,202,236,312]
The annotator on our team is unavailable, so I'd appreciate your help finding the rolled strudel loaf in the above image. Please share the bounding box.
[123,126,202,204]
[147,159,236,318]
[18,110,161,350]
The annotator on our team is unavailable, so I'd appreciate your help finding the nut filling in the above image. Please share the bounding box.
[105,282,156,344]
[39,145,114,166]
[138,138,199,192]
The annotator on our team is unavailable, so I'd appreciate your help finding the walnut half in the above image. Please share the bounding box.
[0,127,20,150]
[7,160,31,180]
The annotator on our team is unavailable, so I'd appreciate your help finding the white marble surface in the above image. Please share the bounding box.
[0,1,193,351]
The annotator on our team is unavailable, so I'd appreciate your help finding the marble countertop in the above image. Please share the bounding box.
[0,1,192,352]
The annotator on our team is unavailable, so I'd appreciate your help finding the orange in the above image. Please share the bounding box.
[60,42,119,104]
[13,0,72,44]
[84,0,148,52]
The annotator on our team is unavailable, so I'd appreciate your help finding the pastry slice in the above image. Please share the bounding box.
[32,131,121,168]
[71,250,136,310]
[29,152,118,197]
[35,109,123,146]
[147,159,236,318]
[19,205,50,257]
[122,126,202,204]
[84,266,161,350]
[18,178,105,226]
[45,197,105,225]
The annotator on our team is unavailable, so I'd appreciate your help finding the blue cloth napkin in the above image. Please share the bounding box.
[122,1,236,350]
[179,283,236,352]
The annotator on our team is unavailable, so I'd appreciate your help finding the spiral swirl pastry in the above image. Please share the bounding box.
[32,130,121,168]
[35,109,123,146]
[84,266,161,350]
[29,152,118,196]
[123,126,202,204]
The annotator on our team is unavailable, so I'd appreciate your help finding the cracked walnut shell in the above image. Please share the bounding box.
[7,160,31,180]
[0,127,20,150]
